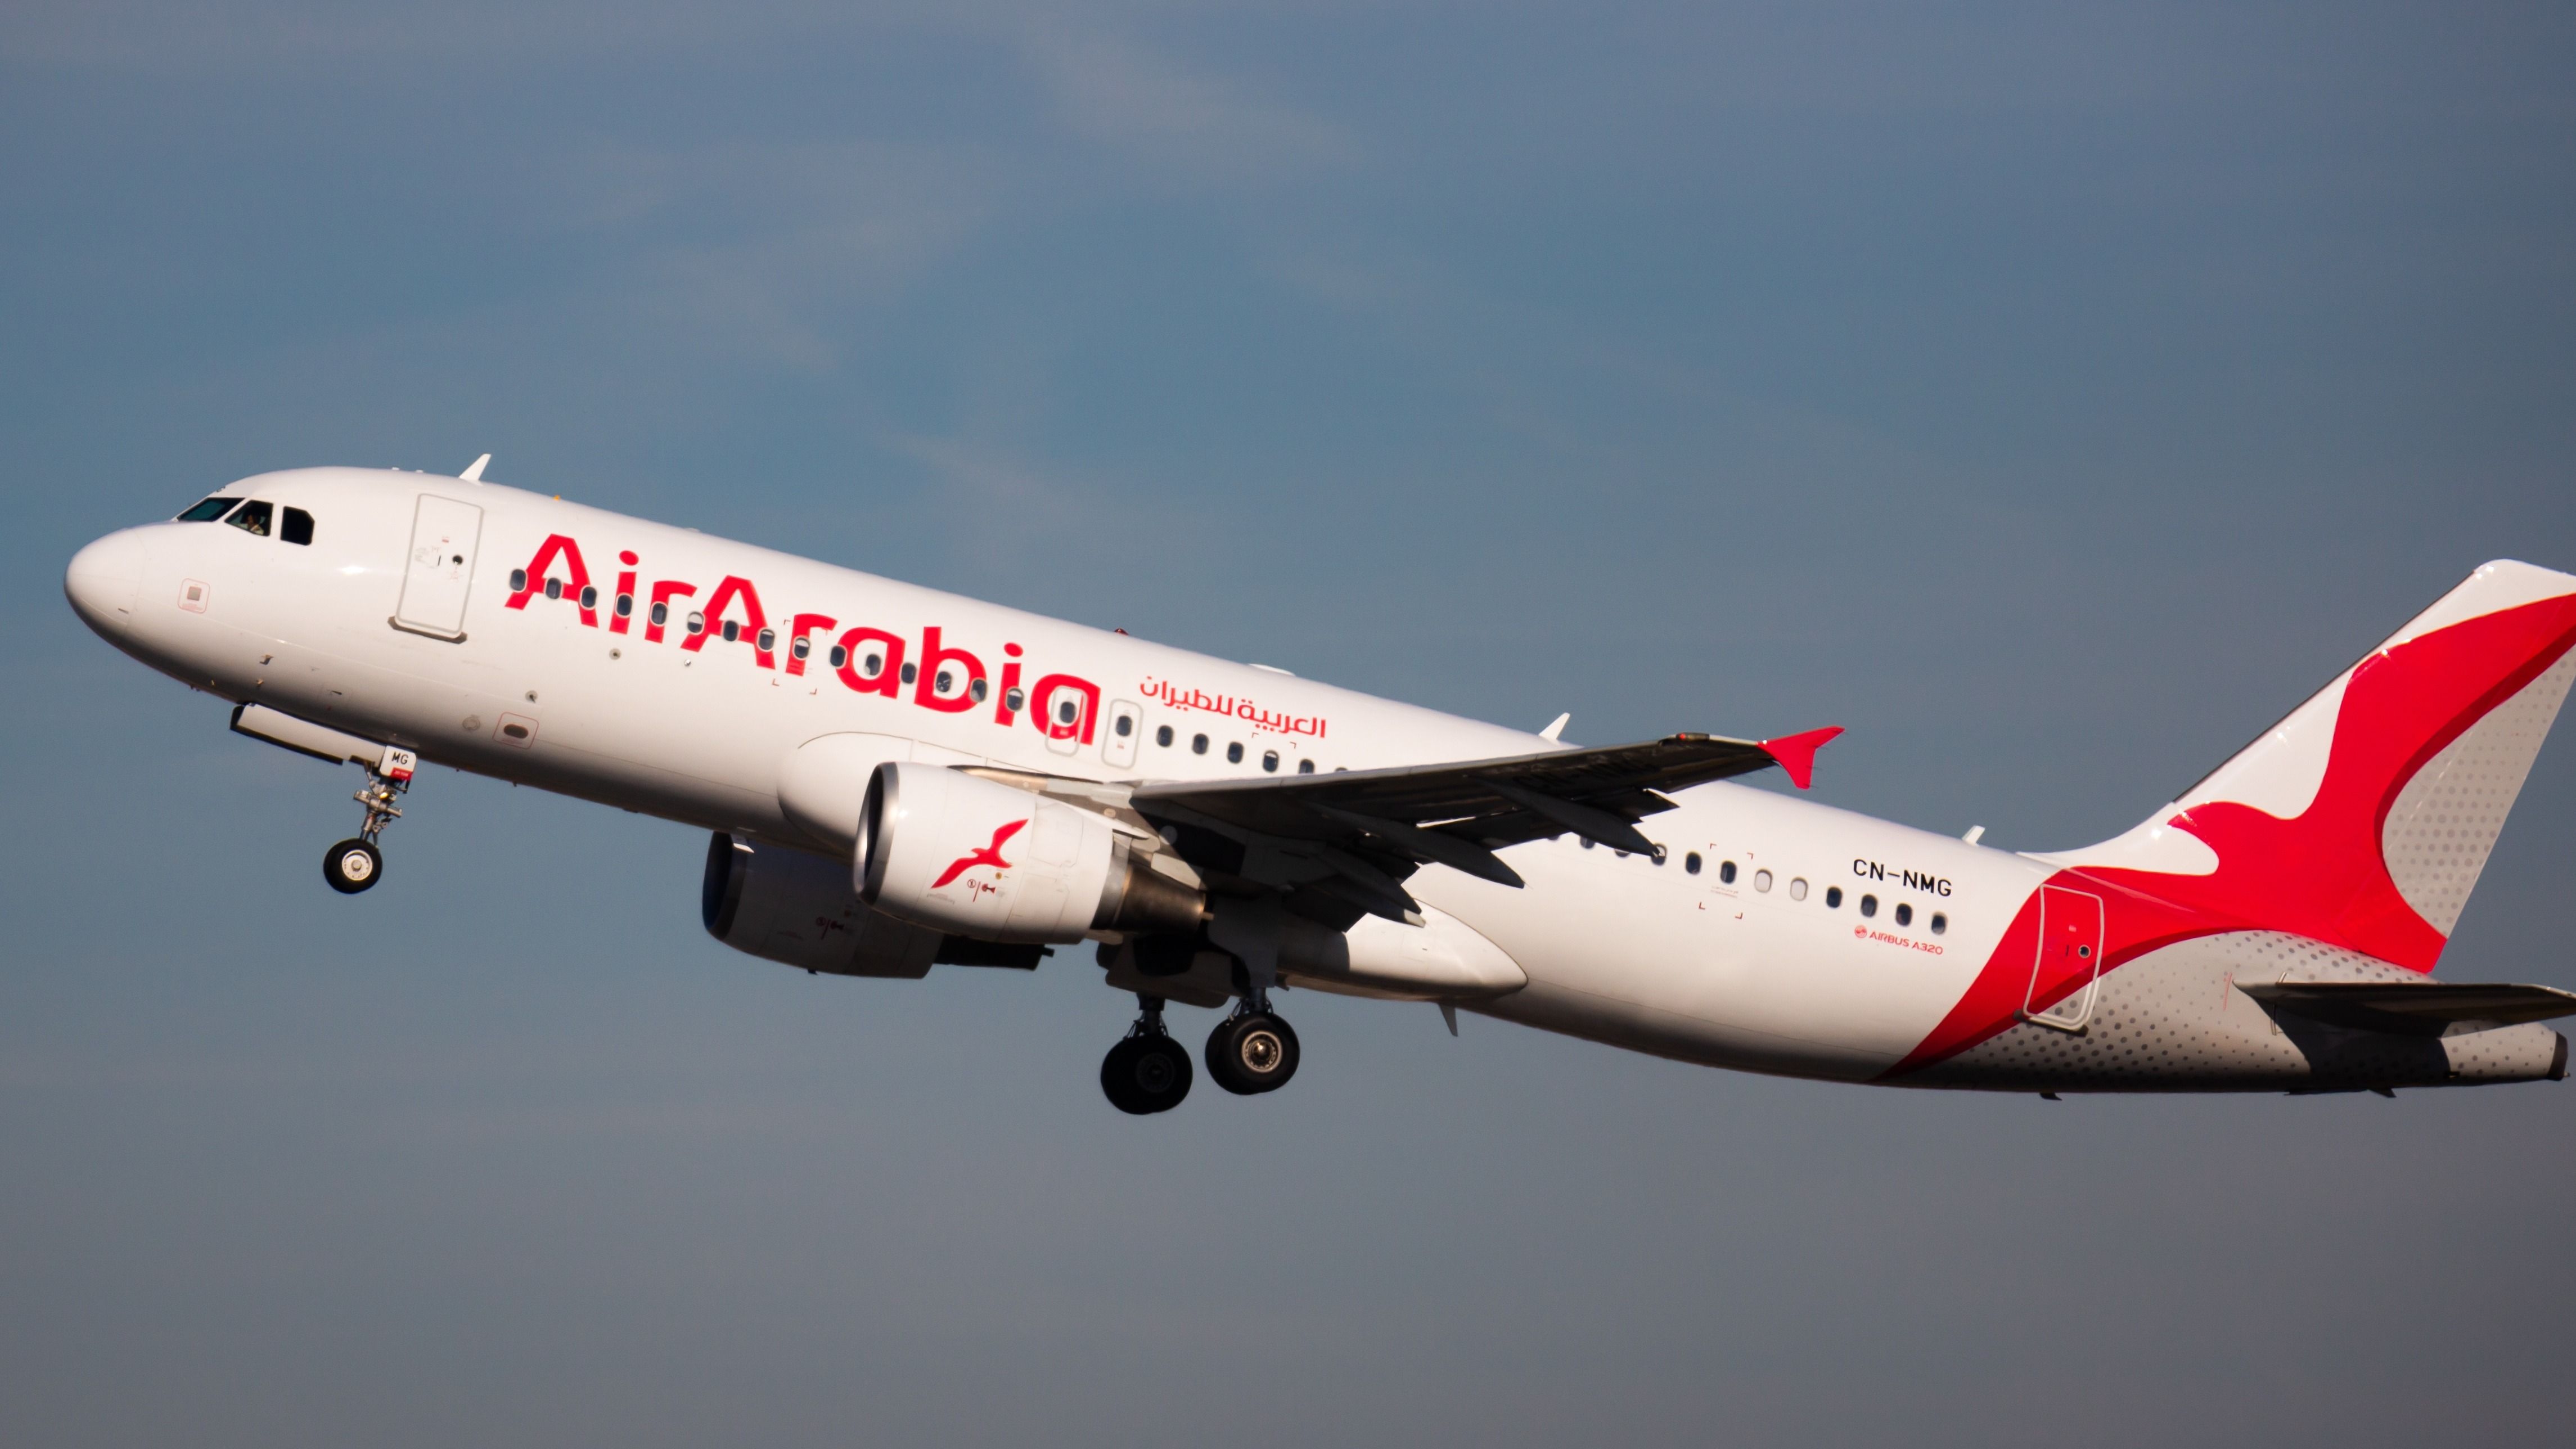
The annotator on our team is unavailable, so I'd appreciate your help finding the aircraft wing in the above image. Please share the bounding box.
[1120,727,1839,922]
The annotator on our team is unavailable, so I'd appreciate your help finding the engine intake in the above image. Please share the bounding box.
[857,762,1204,944]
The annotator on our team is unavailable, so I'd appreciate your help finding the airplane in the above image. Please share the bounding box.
[62,461,2576,1113]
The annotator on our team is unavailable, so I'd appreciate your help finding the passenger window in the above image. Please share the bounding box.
[828,644,848,669]
[900,662,918,685]
[758,628,777,652]
[791,635,810,661]
[1156,725,1174,747]
[1894,903,1913,926]
[281,507,315,545]
[1754,870,1772,892]
[1226,742,1245,764]
[546,578,564,600]
[1789,877,1808,901]
[1116,715,1135,738]
[616,593,634,619]
[650,601,669,627]
[177,496,238,522]
[1191,733,1209,755]
[686,611,706,635]
[580,586,599,610]
[970,677,989,702]
[1859,894,1877,917]
[1718,860,1737,884]
[722,620,741,642]
[1262,749,1279,772]
[1930,912,1947,935]
[1005,687,1024,710]
[1297,759,1314,774]
[1685,852,1702,875]
[1825,886,1843,908]
[225,500,273,537]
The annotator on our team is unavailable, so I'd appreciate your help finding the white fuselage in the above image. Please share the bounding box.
[76,467,2565,1094]
[69,467,2034,1083]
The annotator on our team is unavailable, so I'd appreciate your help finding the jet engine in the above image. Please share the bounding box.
[857,762,1204,943]
[702,832,1043,975]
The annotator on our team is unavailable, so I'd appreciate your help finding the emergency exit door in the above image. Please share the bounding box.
[2023,884,2106,1030]
[393,494,483,641]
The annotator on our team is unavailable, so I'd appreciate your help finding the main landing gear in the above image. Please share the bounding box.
[1101,996,1195,1115]
[1205,993,1300,1097]
[323,750,417,895]
[1098,992,1304,1113]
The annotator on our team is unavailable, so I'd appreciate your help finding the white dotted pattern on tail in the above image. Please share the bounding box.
[1913,932,2565,1091]
[2381,650,2576,935]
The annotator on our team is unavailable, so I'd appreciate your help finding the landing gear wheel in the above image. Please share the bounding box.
[324,838,382,894]
[1100,1034,1194,1115]
[1205,1010,1300,1096]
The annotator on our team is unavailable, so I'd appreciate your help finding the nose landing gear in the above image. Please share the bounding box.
[1205,996,1300,1096]
[1101,996,1195,1115]
[323,749,416,895]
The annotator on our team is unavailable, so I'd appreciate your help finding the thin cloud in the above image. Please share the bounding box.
[1018,29,1359,179]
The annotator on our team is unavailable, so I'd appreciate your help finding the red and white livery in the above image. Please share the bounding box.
[65,466,2576,1112]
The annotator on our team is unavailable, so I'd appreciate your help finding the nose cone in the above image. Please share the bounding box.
[65,529,146,636]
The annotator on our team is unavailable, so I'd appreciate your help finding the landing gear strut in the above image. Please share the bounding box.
[323,749,417,895]
[1101,995,1195,1115]
[1205,993,1300,1096]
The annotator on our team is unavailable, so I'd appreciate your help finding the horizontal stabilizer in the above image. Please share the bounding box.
[2239,980,2576,1037]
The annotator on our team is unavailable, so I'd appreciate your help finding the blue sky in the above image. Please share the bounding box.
[6,4,2574,1444]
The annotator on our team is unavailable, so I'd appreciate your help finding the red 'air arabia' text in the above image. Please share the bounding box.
[502,533,1118,744]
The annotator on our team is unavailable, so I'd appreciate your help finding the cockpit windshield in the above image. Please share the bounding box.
[177,496,239,522]
[225,500,274,537]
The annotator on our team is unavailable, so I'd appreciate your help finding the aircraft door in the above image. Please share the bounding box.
[1102,700,1142,768]
[2023,884,2106,1030]
[393,494,484,641]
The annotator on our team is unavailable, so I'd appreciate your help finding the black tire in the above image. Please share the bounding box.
[1205,1011,1300,1096]
[1100,1038,1150,1115]
[1127,1036,1192,1113]
[324,838,382,894]
[1101,1034,1195,1115]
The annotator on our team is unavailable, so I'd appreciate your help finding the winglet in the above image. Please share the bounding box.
[1758,726,1843,790]
[1538,713,1570,742]
[460,453,491,482]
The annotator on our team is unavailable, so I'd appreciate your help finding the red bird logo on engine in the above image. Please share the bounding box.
[932,819,1028,891]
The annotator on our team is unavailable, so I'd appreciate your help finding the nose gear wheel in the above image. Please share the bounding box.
[323,752,415,895]
[323,838,381,893]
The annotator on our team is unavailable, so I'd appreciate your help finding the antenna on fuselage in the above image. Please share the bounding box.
[459,454,491,483]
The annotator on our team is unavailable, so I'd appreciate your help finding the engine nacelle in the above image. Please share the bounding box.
[701,832,947,977]
[857,762,1204,944]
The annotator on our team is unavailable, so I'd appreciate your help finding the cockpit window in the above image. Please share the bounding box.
[177,496,239,522]
[224,500,273,537]
[281,507,314,546]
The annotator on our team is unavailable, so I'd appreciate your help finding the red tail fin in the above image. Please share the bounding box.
[2052,561,2576,970]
